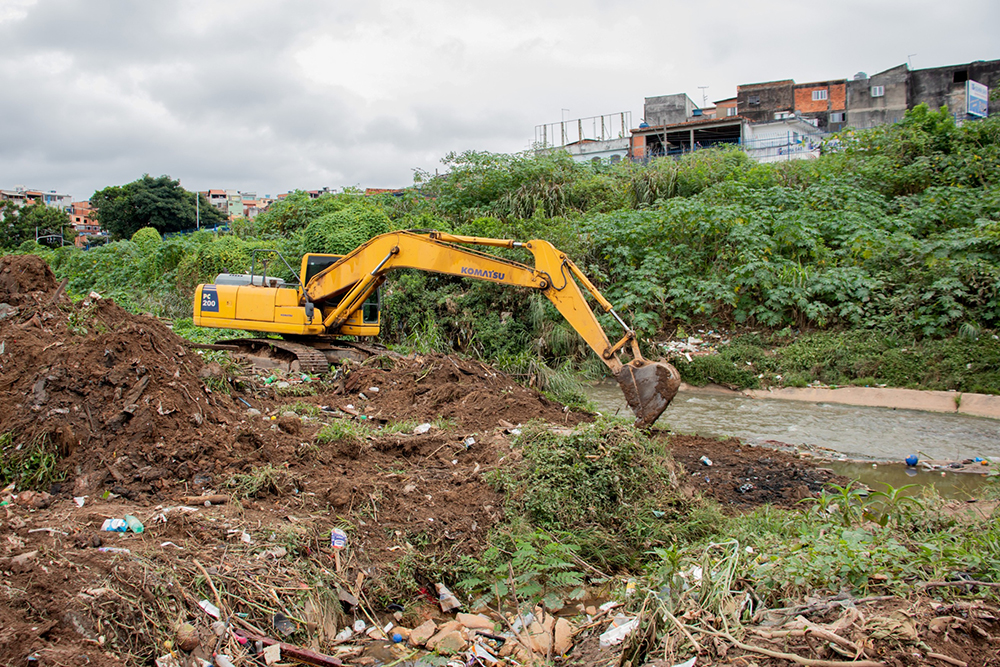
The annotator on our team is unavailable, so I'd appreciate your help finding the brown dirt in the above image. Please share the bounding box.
[323,352,589,430]
[663,434,848,509]
[3,255,979,666]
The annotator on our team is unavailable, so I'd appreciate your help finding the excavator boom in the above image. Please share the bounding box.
[193,230,679,427]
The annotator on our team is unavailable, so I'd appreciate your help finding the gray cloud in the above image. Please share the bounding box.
[0,0,997,200]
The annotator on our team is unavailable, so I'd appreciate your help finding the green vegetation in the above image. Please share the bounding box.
[6,105,1000,392]
[91,174,226,239]
[0,200,73,249]
[0,432,63,490]
[455,422,999,611]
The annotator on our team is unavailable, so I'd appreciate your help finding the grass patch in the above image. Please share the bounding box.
[226,464,298,498]
[0,432,64,490]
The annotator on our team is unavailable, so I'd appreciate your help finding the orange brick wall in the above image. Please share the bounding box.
[795,83,846,112]
[630,134,646,158]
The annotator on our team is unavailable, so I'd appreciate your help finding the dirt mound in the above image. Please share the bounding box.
[665,434,847,509]
[0,282,305,500]
[330,353,588,430]
[0,254,59,304]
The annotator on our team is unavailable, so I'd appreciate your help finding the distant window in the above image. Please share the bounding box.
[726,106,736,116]
[774,111,793,120]
[812,89,828,101]
[953,70,968,84]
[870,85,884,97]
[830,112,846,122]
[610,154,621,164]
[747,95,760,105]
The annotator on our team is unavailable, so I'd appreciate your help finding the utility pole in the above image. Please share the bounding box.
[196,191,200,230]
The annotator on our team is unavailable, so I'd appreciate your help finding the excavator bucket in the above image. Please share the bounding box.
[616,359,681,428]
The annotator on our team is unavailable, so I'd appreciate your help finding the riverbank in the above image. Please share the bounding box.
[705,383,1000,420]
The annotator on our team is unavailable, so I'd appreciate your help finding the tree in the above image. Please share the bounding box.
[0,200,73,249]
[90,174,226,239]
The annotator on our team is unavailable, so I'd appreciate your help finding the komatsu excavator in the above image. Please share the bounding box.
[192,230,680,427]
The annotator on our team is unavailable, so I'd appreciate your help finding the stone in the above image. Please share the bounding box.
[426,621,463,650]
[456,612,494,631]
[526,619,552,655]
[553,618,575,655]
[408,619,437,647]
[433,631,467,654]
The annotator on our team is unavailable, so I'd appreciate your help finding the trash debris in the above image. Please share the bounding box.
[124,514,144,533]
[330,528,348,549]
[272,612,295,636]
[436,582,462,612]
[96,546,130,554]
[905,454,919,466]
[101,518,127,532]
[262,643,281,665]
[599,615,639,647]
[199,599,221,619]
[73,496,86,507]
[413,422,433,435]
[699,456,713,466]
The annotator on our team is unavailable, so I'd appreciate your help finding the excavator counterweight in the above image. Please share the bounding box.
[193,231,679,427]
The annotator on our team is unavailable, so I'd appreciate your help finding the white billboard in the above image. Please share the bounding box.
[967,80,988,118]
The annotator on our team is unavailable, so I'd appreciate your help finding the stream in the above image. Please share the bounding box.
[586,382,1000,497]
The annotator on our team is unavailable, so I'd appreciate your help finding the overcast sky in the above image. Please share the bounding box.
[1,0,997,201]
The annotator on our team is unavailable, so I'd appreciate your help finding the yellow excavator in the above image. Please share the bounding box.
[193,230,680,427]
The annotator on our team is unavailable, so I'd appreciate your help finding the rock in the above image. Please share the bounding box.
[247,408,261,416]
[526,619,552,655]
[456,612,494,631]
[408,619,437,647]
[433,631,467,654]
[553,618,575,655]
[426,621,463,650]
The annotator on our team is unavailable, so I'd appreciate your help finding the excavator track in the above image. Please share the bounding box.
[215,338,331,375]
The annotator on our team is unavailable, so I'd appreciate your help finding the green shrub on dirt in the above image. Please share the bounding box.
[460,419,702,603]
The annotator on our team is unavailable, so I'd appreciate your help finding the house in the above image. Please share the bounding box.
[0,187,72,211]
[846,65,909,129]
[643,93,700,126]
[793,79,847,132]
[909,59,1000,118]
[630,115,744,159]
[68,201,104,248]
[206,189,228,213]
[737,80,795,124]
[715,98,738,118]
[743,117,825,163]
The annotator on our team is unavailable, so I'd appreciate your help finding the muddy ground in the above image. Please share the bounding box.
[1,255,998,666]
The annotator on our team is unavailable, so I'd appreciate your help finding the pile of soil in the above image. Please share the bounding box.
[333,352,588,430]
[665,434,847,509]
[0,256,303,501]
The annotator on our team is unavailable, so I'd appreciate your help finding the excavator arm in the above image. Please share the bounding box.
[304,231,680,426]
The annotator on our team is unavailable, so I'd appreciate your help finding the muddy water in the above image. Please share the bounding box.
[588,382,1000,461]
[588,383,999,496]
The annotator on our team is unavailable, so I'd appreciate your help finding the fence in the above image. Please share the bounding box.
[535,112,632,148]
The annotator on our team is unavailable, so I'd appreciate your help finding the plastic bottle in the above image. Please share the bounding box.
[124,515,144,534]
